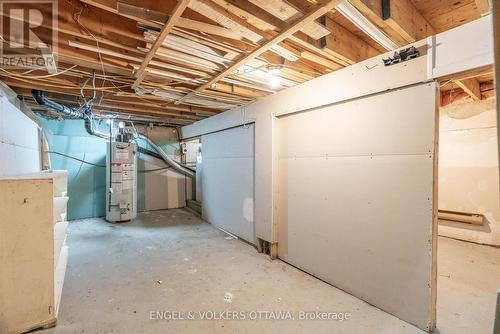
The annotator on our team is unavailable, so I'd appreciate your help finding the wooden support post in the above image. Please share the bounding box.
[257,238,265,253]
[270,243,278,260]
[256,238,278,260]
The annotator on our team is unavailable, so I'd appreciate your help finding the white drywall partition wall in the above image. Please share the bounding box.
[142,154,191,210]
[201,124,255,244]
[427,15,493,80]
[0,94,40,176]
[276,82,438,331]
[182,20,492,329]
[438,105,500,246]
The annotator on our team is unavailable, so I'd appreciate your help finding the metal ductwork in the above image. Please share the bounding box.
[32,90,85,119]
[32,90,195,179]
[136,134,195,179]
[32,90,108,139]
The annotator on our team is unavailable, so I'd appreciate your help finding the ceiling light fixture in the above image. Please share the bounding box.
[269,75,282,88]
[336,0,398,51]
[267,67,282,77]
[267,65,282,88]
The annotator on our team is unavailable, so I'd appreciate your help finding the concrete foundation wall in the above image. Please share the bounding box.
[438,104,500,246]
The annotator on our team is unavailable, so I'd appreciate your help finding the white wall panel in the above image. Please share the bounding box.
[277,83,438,331]
[428,15,493,79]
[143,159,189,210]
[202,125,255,243]
[438,107,500,246]
[0,95,40,176]
[181,18,491,246]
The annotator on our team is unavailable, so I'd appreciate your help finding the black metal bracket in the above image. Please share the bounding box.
[382,46,420,66]
[319,15,327,49]
[382,0,391,20]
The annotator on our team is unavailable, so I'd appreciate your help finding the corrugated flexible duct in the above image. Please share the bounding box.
[135,134,195,179]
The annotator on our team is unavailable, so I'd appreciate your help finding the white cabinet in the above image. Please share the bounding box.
[0,171,69,333]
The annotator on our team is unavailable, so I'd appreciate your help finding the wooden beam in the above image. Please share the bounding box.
[300,51,341,70]
[132,0,190,89]
[441,80,493,106]
[454,78,481,101]
[80,0,241,41]
[347,0,406,46]
[222,0,349,66]
[224,0,290,31]
[196,0,337,67]
[382,0,435,43]
[177,0,341,103]
[244,0,331,40]
[475,0,492,15]
[323,16,379,63]
[196,0,267,40]
[283,0,319,14]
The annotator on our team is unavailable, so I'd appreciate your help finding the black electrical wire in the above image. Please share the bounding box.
[138,166,171,173]
[45,150,105,167]
[45,150,172,173]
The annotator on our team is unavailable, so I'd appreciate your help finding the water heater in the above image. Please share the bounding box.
[106,141,138,222]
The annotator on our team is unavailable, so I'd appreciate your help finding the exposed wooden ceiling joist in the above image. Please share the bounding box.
[132,0,190,89]
[382,0,435,43]
[454,78,482,101]
[0,0,486,124]
[474,0,492,16]
[323,15,378,63]
[177,0,342,103]
[80,0,244,40]
[345,0,406,46]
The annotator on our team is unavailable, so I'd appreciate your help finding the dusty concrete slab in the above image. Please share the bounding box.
[437,236,500,333]
[40,209,500,333]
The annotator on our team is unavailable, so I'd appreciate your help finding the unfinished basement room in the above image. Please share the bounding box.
[1,0,500,333]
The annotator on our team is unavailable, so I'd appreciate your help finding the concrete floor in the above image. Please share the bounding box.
[41,209,500,334]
